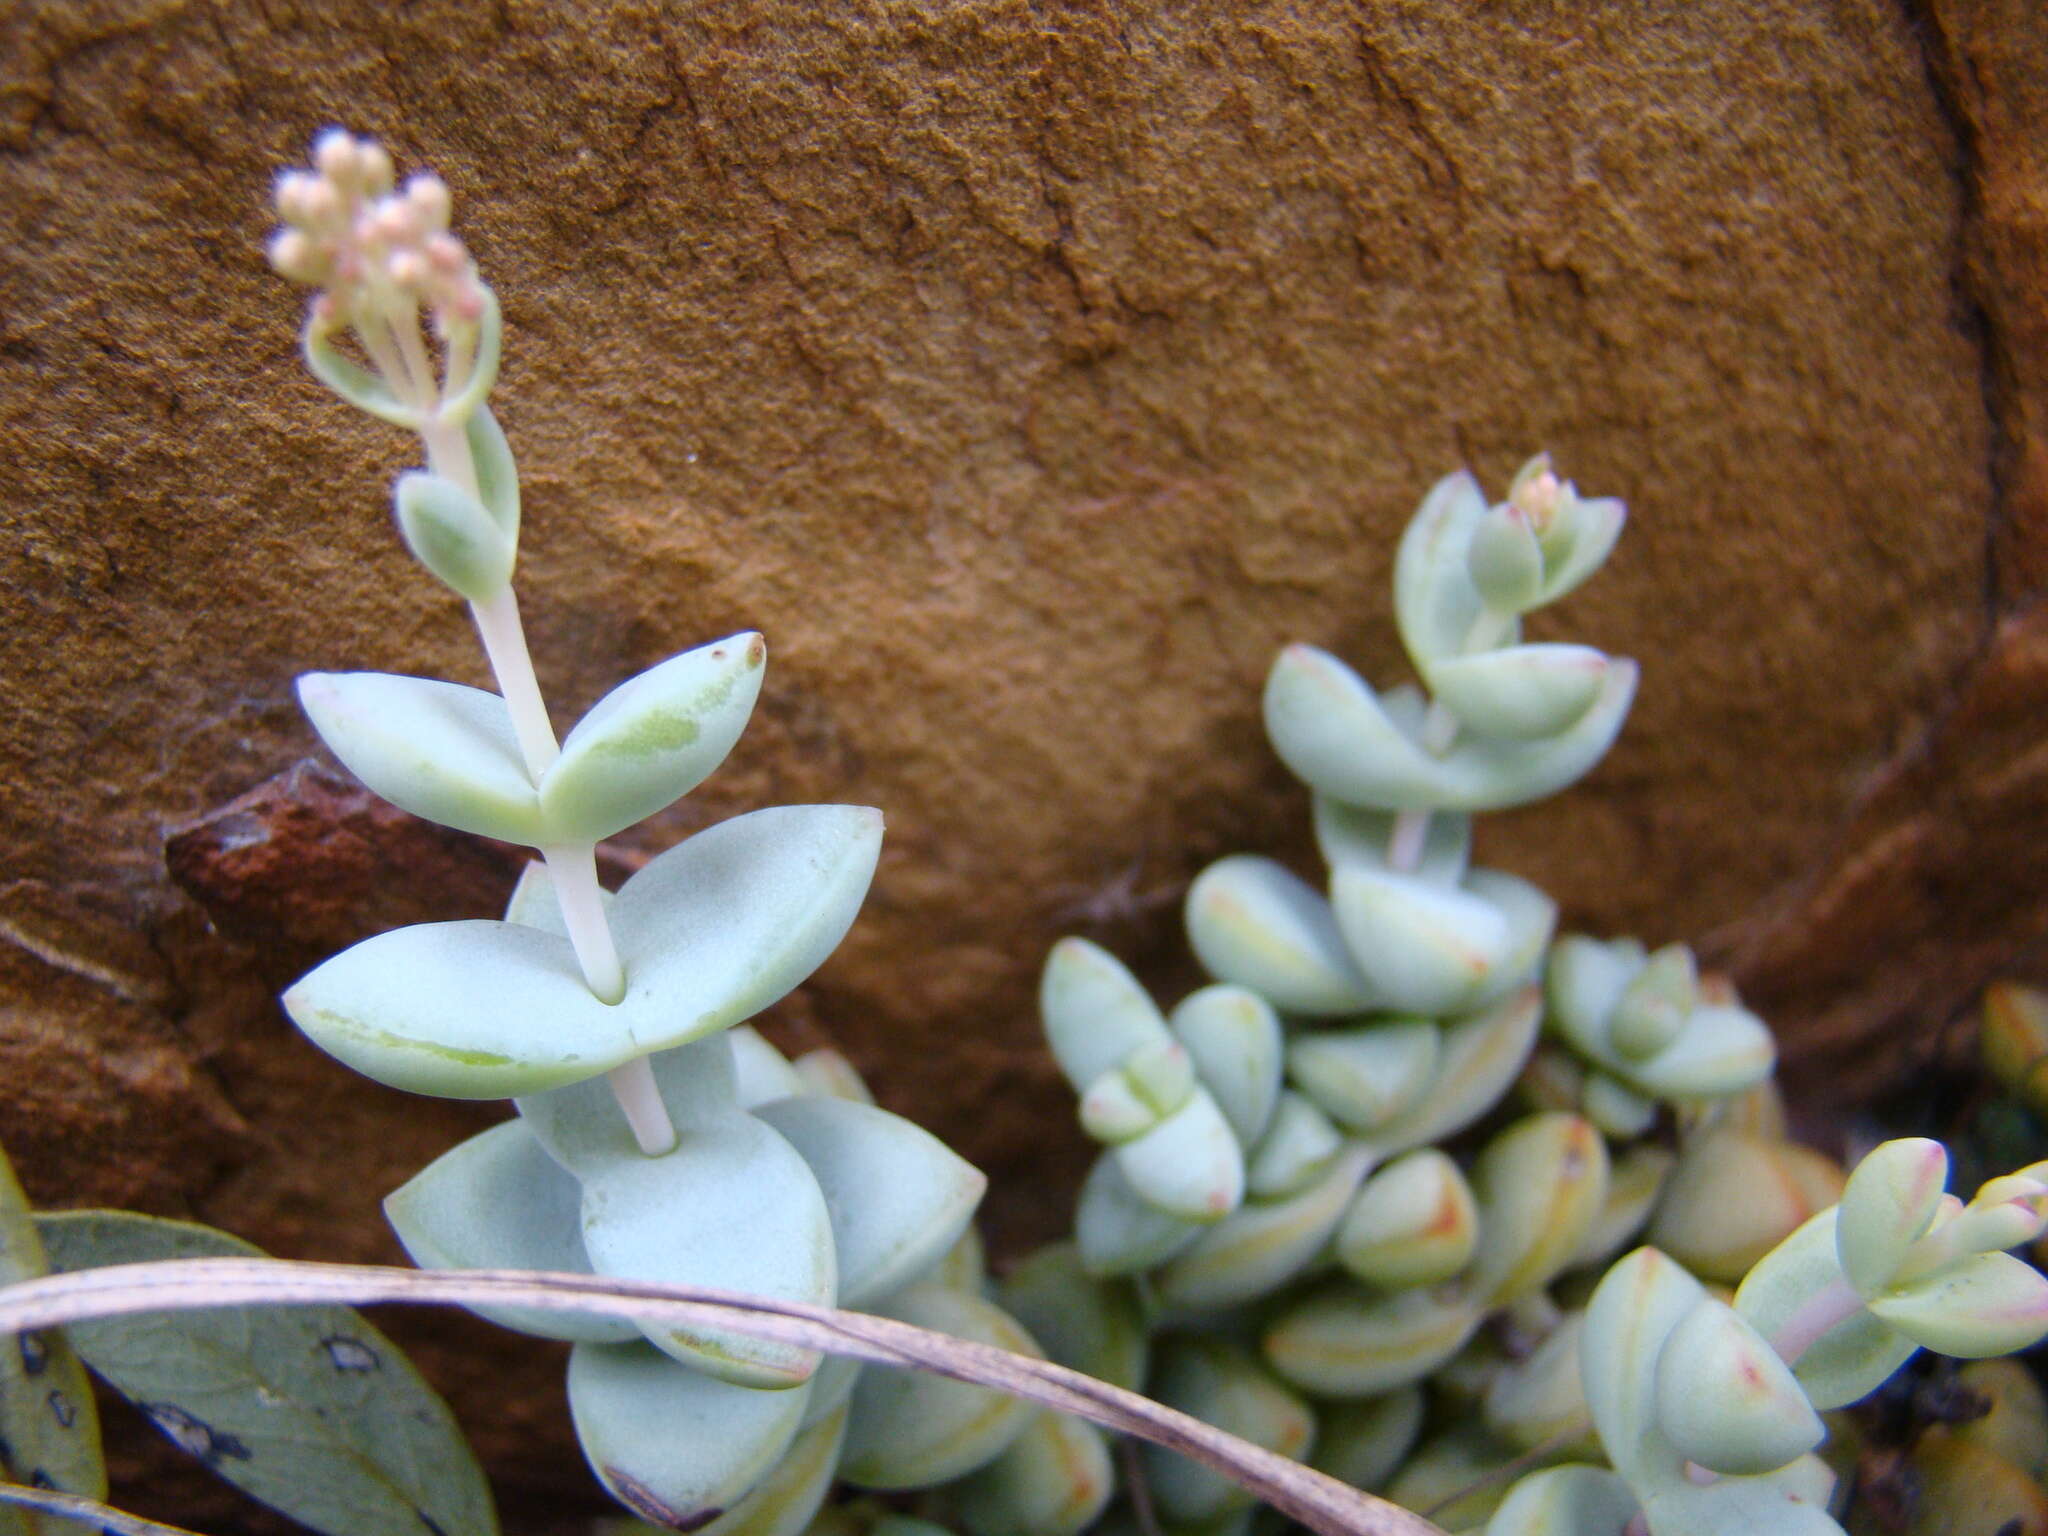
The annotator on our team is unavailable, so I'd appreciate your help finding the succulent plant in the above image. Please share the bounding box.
[258,132,1118,1536]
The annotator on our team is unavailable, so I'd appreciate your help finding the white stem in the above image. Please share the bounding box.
[606,1055,678,1157]
[468,587,561,780]
[1770,1272,1865,1365]
[541,843,627,1003]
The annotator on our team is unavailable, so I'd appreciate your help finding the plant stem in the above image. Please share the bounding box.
[606,1055,678,1157]
[420,400,671,1154]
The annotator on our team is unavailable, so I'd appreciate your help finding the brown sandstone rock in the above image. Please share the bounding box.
[2,1,2045,1527]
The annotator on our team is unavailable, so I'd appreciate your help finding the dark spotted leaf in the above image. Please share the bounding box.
[0,1146,103,1536]
[33,1213,495,1536]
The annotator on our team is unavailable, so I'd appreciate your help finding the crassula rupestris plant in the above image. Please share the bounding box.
[260,131,1112,1535]
[1014,464,2048,1536]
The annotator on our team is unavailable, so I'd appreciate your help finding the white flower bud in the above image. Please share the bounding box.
[407,174,452,232]
[266,229,325,285]
[358,140,395,196]
[313,128,361,184]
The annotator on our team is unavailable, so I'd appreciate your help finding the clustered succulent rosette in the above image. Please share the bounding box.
[266,134,1110,1536]
[1021,466,2048,1536]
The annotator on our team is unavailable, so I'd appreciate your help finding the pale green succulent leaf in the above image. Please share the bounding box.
[1073,1152,1204,1277]
[691,1402,847,1536]
[1483,1465,1639,1536]
[1545,935,1641,1052]
[1263,1278,1484,1397]
[383,1118,638,1343]
[1331,870,1512,1017]
[1465,504,1545,613]
[1836,1137,1950,1297]
[1733,1209,1917,1410]
[1336,1148,1479,1289]
[566,1340,806,1530]
[1461,869,1560,1010]
[958,1410,1115,1536]
[1394,469,1492,669]
[519,1042,833,1387]
[296,671,541,845]
[1264,644,1638,813]
[751,1094,986,1310]
[840,1286,1040,1490]
[286,806,883,1099]
[730,1026,804,1109]
[539,633,767,843]
[1288,1020,1441,1134]
[1155,1146,1374,1312]
[1246,1090,1344,1199]
[392,471,514,601]
[1142,1339,1315,1527]
[1869,1250,2048,1357]
[36,1212,495,1536]
[1184,855,1375,1016]
[1626,1003,1776,1099]
[463,403,520,541]
[1580,1246,1707,1484]
[1040,938,1171,1089]
[999,1243,1149,1392]
[1535,496,1625,606]
[1610,945,1696,1059]
[1582,1072,1658,1139]
[1170,985,1283,1147]
[1468,1113,1609,1307]
[1573,1145,1675,1271]
[0,1146,105,1527]
[1312,798,1472,885]
[303,319,420,426]
[1636,1459,1843,1536]
[1652,1300,1823,1475]
[1426,645,1610,742]
[1112,1089,1245,1221]
[1362,987,1544,1158]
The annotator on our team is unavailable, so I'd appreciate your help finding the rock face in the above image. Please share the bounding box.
[2,0,2045,1528]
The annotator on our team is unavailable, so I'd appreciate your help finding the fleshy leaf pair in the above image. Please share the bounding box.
[1546,935,1775,1102]
[284,804,883,1097]
[300,630,766,848]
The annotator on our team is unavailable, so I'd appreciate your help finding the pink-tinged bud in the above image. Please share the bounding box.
[1514,471,1564,532]
[449,285,485,324]
[406,174,452,231]
[371,200,417,246]
[387,251,427,290]
[358,141,395,195]
[425,233,465,271]
[299,180,341,227]
[267,229,323,285]
[274,170,316,222]
[313,128,360,183]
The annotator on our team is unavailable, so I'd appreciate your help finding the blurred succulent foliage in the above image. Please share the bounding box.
[1020,466,2048,1536]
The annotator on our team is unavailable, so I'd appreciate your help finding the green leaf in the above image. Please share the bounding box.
[1112,1091,1245,1221]
[539,634,767,843]
[1184,856,1375,1016]
[1143,1338,1314,1525]
[302,319,419,427]
[1393,469,1492,671]
[1263,1278,1483,1398]
[957,1410,1115,1536]
[1483,1466,1639,1536]
[1359,987,1544,1158]
[999,1243,1149,1393]
[1039,939,1171,1090]
[1580,1247,1700,1486]
[463,404,520,542]
[1170,986,1283,1149]
[382,1119,638,1344]
[284,805,884,1098]
[34,1212,495,1536]
[1288,1021,1441,1134]
[751,1095,986,1309]
[1263,644,1638,813]
[1836,1138,1949,1297]
[297,672,541,845]
[691,1402,847,1536]
[1734,1209,1917,1411]
[1870,1250,2048,1357]
[839,1286,1040,1490]
[1154,1146,1374,1312]
[1426,645,1610,741]
[1311,1387,1425,1492]
[0,1149,103,1536]
[1652,1301,1822,1475]
[1245,1091,1344,1199]
[519,1039,835,1389]
[1073,1154,1204,1278]
[1636,1458,1844,1536]
[566,1340,807,1529]
[392,472,514,602]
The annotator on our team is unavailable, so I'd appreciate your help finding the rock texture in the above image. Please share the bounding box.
[2,0,2045,1529]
